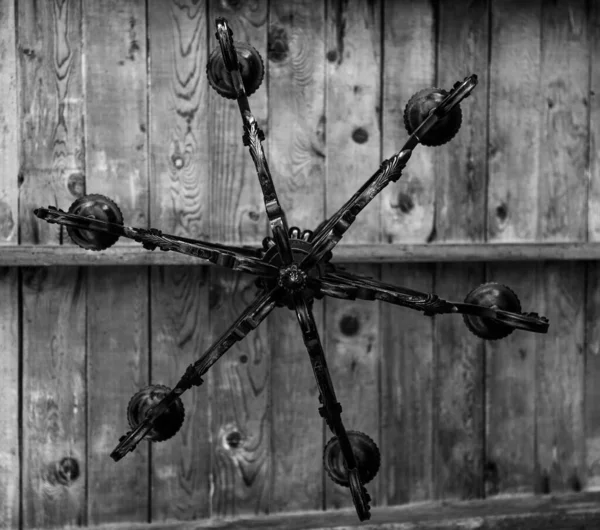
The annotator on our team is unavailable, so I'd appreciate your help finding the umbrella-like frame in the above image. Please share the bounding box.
[33,17,549,522]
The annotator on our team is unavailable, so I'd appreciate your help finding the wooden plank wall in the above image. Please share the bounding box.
[0,0,598,528]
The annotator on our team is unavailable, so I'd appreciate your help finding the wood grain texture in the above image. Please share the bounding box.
[207,0,269,245]
[586,262,600,489]
[208,269,272,517]
[0,267,19,528]
[267,0,326,232]
[268,303,324,513]
[325,0,381,245]
[84,0,148,235]
[485,263,537,495]
[22,266,86,528]
[535,262,585,494]
[380,263,434,504]
[17,492,600,530]
[18,0,84,245]
[150,266,211,521]
[487,0,542,242]
[432,262,485,500]
[435,0,489,242]
[538,1,589,242]
[87,267,149,524]
[148,0,209,240]
[82,1,151,523]
[324,264,380,510]
[147,1,212,521]
[267,0,326,514]
[0,0,18,244]
[589,0,600,241]
[380,0,436,244]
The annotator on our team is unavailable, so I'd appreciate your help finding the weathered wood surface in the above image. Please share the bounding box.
[22,267,87,528]
[83,0,151,524]
[380,263,434,504]
[267,0,326,515]
[325,0,381,245]
[0,0,18,244]
[0,267,19,529]
[434,0,489,243]
[380,0,435,244]
[487,0,541,243]
[148,0,211,521]
[22,492,600,530]
[17,0,84,246]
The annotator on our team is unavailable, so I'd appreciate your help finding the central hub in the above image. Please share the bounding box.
[277,263,307,293]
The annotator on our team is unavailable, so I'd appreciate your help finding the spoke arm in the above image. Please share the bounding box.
[302,75,478,271]
[214,18,294,266]
[34,206,278,277]
[110,285,281,461]
[309,269,549,334]
[291,293,372,520]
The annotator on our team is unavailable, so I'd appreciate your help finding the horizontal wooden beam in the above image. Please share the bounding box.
[0,242,597,266]
[27,492,600,530]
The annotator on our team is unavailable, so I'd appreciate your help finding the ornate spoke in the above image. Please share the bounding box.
[34,206,278,277]
[213,18,294,267]
[309,269,549,334]
[301,75,478,272]
[110,285,280,461]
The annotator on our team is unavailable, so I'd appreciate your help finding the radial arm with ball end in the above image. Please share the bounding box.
[110,285,280,461]
[207,17,294,267]
[33,195,278,278]
[300,76,478,272]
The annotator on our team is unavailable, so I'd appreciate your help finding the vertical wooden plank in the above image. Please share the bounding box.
[538,1,589,242]
[380,0,436,244]
[268,303,325,513]
[325,0,381,245]
[82,1,150,524]
[149,266,211,520]
[587,0,600,488]
[485,263,537,496]
[0,268,19,528]
[22,266,86,528]
[324,263,380,511]
[268,0,326,232]
[433,262,485,500]
[586,261,600,490]
[87,267,149,524]
[18,0,85,246]
[0,2,19,525]
[487,0,541,243]
[208,270,272,517]
[84,0,148,235]
[483,0,541,499]
[267,0,325,514]
[0,0,18,243]
[148,0,211,521]
[380,263,434,504]
[535,262,585,494]
[589,0,600,242]
[207,0,269,246]
[435,0,489,242]
[206,0,272,518]
[148,0,209,239]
